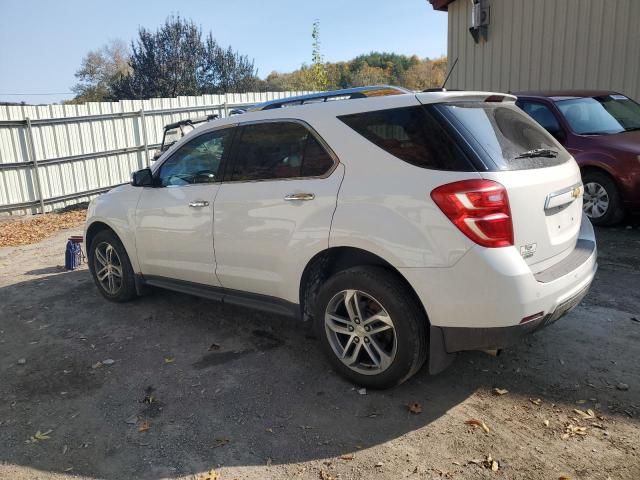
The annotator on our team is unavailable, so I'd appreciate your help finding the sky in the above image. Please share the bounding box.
[0,0,447,105]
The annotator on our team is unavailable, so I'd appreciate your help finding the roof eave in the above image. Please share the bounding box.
[429,0,454,11]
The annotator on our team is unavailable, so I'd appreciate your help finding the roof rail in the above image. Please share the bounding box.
[248,85,411,112]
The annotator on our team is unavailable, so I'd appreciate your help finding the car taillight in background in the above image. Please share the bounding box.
[430,179,514,248]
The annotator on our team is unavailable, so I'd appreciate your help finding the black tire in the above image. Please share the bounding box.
[88,230,137,303]
[314,266,428,389]
[582,171,624,226]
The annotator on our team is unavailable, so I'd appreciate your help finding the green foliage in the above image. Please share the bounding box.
[71,16,258,102]
[71,16,448,101]
[261,53,448,92]
[113,16,258,99]
[305,20,329,91]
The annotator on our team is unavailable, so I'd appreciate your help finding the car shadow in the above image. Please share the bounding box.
[0,263,638,479]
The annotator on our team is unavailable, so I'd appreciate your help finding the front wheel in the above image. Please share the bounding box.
[88,230,137,302]
[582,171,624,226]
[314,266,428,389]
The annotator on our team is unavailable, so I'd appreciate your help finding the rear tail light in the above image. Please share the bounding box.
[430,179,514,248]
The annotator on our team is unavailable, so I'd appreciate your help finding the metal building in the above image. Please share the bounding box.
[430,0,640,100]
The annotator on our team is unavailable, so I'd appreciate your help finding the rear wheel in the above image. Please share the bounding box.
[88,230,137,302]
[582,171,624,226]
[314,266,427,388]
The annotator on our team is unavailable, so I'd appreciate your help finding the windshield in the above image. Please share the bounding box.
[555,95,640,135]
[435,102,570,170]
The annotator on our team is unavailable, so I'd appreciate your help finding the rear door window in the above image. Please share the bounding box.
[338,106,472,171]
[230,121,334,181]
[435,103,570,170]
[517,100,563,134]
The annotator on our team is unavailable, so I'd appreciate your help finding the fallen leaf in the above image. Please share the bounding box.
[319,470,335,480]
[374,462,384,468]
[491,460,499,472]
[465,419,490,433]
[0,209,86,248]
[26,429,53,443]
[213,438,229,448]
[573,409,595,419]
[492,388,508,396]
[125,415,138,425]
[559,476,572,480]
[199,469,220,480]
[408,402,423,414]
[164,357,175,364]
[530,398,542,406]
[340,454,354,461]
[138,421,151,432]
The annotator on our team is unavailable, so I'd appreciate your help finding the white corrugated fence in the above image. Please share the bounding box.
[0,91,313,214]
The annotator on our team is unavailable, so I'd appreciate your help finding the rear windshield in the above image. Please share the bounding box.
[435,103,570,170]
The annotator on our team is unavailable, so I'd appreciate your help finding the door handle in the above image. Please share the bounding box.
[284,193,315,201]
[189,200,210,208]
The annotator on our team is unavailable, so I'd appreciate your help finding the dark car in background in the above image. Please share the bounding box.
[515,91,640,225]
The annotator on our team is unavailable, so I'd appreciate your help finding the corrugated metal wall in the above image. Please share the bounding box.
[0,91,311,214]
[446,0,640,99]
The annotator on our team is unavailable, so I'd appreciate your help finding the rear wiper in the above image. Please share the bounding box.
[514,148,558,159]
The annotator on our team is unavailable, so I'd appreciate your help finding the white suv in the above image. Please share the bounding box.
[85,86,597,388]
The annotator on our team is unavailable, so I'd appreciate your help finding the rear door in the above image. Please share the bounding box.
[213,120,343,301]
[431,100,583,268]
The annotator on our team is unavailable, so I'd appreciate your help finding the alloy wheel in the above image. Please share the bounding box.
[324,289,397,375]
[94,242,123,295]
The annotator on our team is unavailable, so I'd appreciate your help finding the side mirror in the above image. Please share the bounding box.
[151,150,162,162]
[131,168,153,187]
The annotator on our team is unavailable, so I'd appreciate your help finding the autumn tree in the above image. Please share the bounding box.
[401,56,448,90]
[70,40,131,102]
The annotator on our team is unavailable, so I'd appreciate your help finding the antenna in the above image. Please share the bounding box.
[442,57,459,90]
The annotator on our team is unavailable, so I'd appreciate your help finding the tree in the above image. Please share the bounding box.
[305,20,328,90]
[401,56,448,90]
[111,16,258,99]
[70,40,131,103]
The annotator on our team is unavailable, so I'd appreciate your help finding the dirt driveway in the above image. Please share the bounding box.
[0,221,639,480]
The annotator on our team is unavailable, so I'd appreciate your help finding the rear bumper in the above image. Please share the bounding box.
[435,281,590,352]
[401,214,597,348]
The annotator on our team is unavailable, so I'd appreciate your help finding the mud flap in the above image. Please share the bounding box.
[428,325,456,374]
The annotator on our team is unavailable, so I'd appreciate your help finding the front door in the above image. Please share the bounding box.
[213,120,342,301]
[135,128,233,285]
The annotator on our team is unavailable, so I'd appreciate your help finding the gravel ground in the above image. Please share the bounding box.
[0,219,639,480]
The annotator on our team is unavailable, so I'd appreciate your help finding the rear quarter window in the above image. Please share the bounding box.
[338,106,473,171]
[435,103,570,170]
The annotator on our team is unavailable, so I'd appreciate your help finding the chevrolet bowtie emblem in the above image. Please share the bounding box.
[571,185,583,199]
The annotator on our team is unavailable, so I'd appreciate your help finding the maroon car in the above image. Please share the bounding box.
[515,91,640,225]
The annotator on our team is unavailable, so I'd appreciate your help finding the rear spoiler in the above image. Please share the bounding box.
[416,91,517,104]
